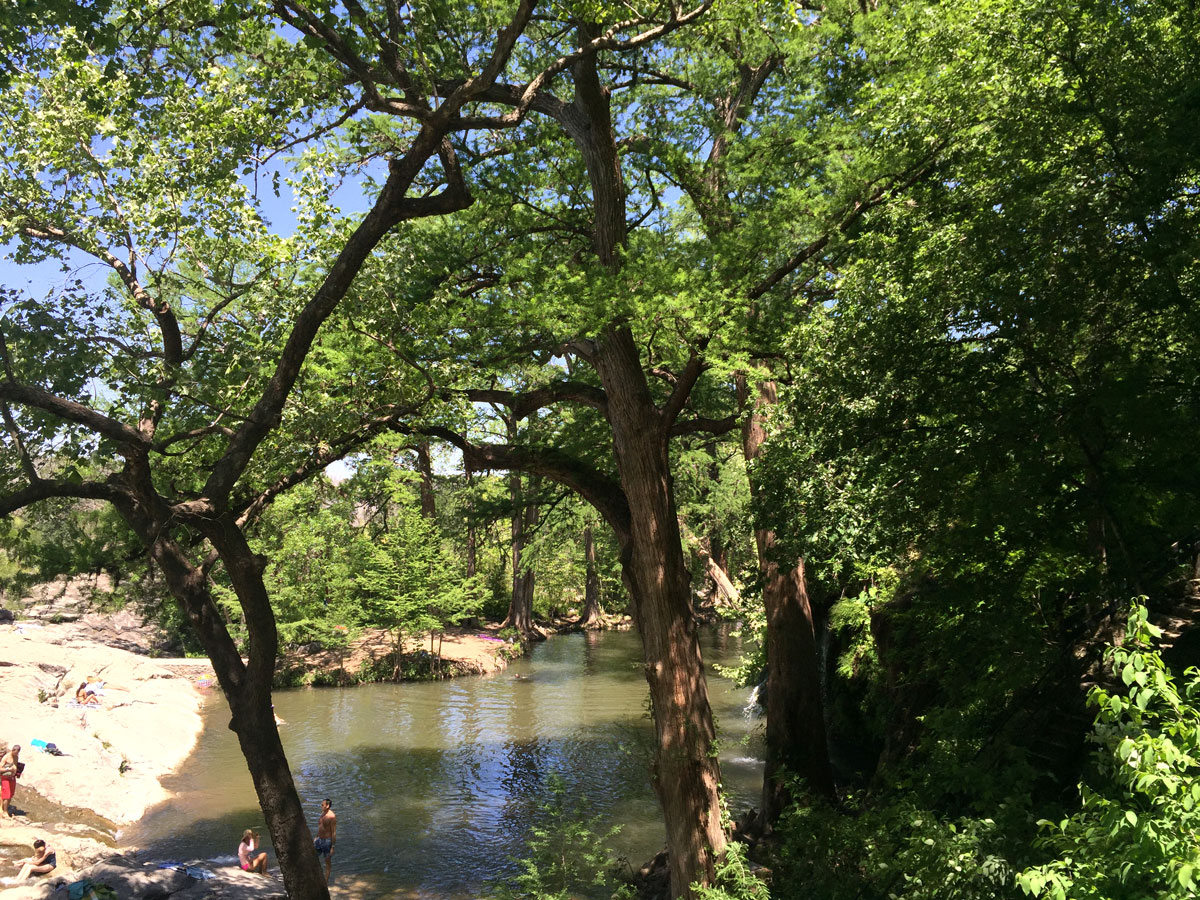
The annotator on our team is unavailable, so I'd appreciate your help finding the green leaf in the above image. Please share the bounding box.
[1179,864,1194,889]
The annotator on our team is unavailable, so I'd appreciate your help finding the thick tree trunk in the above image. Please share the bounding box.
[740,376,836,818]
[758,553,835,814]
[580,524,605,628]
[555,27,721,896]
[597,326,725,898]
[121,495,329,900]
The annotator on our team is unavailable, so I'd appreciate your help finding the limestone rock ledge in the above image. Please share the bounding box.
[1,855,286,900]
[0,624,204,827]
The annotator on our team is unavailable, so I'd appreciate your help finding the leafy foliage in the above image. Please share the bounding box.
[1017,604,1200,900]
[253,461,482,673]
[494,774,626,900]
[689,842,771,900]
[772,791,1023,900]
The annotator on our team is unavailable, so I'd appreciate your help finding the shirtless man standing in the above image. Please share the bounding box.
[1,745,20,817]
[313,798,337,883]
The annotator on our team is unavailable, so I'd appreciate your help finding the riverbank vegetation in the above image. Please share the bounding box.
[1,0,1197,898]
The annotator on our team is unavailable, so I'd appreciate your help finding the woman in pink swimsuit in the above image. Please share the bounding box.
[237,829,268,874]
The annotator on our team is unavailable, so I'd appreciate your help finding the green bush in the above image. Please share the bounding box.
[493,774,625,900]
[691,842,770,900]
[774,794,1022,900]
[1016,603,1200,900]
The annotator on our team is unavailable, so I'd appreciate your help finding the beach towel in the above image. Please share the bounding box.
[66,880,116,900]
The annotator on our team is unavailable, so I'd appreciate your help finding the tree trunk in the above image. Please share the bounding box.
[597,326,725,898]
[465,461,477,580]
[739,375,836,819]
[709,525,728,576]
[704,552,741,607]
[504,471,536,634]
[121,493,329,900]
[415,440,436,520]
[1191,542,1200,602]
[580,524,605,628]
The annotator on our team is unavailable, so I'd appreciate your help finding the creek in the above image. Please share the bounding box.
[122,627,763,898]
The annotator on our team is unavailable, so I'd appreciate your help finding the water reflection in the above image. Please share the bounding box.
[123,628,762,897]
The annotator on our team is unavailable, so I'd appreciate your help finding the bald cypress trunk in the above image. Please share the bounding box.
[597,326,725,897]
[739,375,836,819]
[579,525,605,628]
[504,471,537,635]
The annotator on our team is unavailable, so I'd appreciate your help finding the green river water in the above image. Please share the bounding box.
[121,627,764,897]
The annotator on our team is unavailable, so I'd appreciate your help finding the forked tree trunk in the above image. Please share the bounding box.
[580,525,605,628]
[740,376,836,818]
[556,27,724,895]
[597,326,725,897]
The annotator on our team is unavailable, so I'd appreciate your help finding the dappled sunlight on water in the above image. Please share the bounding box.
[123,628,762,898]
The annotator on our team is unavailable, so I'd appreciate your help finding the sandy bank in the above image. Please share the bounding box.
[0,618,209,895]
[0,578,519,898]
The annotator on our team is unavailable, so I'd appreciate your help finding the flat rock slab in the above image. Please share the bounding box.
[0,628,204,825]
[0,855,286,900]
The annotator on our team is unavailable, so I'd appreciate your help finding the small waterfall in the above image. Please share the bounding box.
[743,682,764,719]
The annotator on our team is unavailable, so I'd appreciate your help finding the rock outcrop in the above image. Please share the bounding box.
[1,855,286,900]
[0,627,204,826]
[0,620,208,900]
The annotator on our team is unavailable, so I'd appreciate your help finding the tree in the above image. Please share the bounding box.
[756,0,1200,801]
[256,482,362,650]
[320,2,949,891]
[0,1,664,895]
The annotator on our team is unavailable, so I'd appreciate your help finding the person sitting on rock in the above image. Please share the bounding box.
[237,829,269,874]
[75,682,101,705]
[15,839,56,879]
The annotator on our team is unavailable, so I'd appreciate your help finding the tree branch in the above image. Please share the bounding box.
[203,128,473,505]
[661,347,708,428]
[459,381,608,419]
[750,144,947,300]
[0,477,125,518]
[403,423,631,541]
[0,380,150,450]
[670,414,740,438]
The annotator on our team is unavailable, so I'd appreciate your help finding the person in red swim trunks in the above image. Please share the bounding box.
[1,744,20,817]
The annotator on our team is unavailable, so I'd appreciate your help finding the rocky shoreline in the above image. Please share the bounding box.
[0,580,514,899]
[0,619,217,899]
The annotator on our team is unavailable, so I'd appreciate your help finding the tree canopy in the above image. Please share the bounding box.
[2,0,1198,898]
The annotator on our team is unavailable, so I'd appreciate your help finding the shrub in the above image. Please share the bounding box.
[1016,603,1200,900]
[493,774,624,900]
